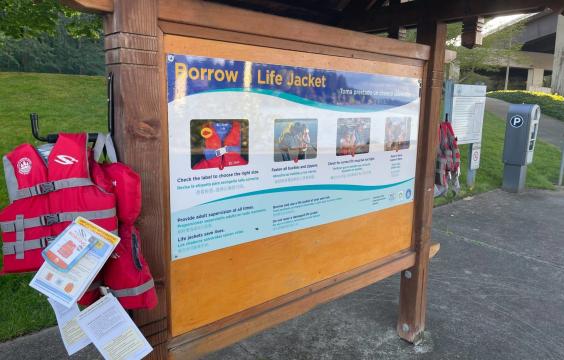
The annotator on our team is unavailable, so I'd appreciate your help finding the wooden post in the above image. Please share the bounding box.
[461,16,485,49]
[103,0,168,358]
[388,0,407,41]
[397,20,446,343]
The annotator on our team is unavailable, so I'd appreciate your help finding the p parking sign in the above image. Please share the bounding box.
[510,115,524,128]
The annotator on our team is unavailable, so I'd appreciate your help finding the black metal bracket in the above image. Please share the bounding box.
[30,72,115,143]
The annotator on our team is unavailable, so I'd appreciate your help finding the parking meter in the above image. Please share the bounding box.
[502,104,541,193]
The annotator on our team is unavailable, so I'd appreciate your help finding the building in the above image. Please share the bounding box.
[478,11,564,92]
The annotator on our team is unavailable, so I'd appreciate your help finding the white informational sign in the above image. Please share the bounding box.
[451,84,486,145]
[76,294,152,360]
[30,217,120,308]
[167,54,421,260]
[470,143,481,170]
[48,299,91,356]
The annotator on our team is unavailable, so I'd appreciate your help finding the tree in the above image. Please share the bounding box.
[0,14,104,75]
[0,0,102,39]
[0,1,104,75]
[449,20,526,84]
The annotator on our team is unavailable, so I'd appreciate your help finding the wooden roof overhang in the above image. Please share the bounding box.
[64,0,564,50]
[65,0,564,31]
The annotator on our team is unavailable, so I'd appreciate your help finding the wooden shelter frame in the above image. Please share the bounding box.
[61,1,564,358]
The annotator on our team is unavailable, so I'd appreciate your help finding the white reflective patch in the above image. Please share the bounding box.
[54,154,79,165]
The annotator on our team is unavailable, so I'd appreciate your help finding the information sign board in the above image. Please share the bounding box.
[450,84,486,145]
[166,54,421,260]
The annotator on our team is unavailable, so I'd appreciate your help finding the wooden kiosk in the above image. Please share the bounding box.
[62,1,564,358]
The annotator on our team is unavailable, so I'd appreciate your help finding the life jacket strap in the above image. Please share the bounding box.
[2,228,118,257]
[203,146,241,159]
[93,133,118,164]
[0,208,117,232]
[13,178,93,201]
[2,236,55,256]
[94,279,155,298]
[15,215,24,259]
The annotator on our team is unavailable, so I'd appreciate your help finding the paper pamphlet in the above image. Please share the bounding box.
[30,217,120,308]
[48,298,91,355]
[76,294,153,360]
[42,221,96,272]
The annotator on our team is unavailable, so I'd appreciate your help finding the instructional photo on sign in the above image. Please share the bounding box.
[336,118,371,156]
[385,117,411,151]
[274,119,318,162]
[190,119,249,170]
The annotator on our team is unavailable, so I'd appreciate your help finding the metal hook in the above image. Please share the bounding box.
[30,113,58,143]
[107,72,114,137]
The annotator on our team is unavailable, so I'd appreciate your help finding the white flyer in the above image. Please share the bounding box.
[48,298,91,355]
[30,217,120,308]
[76,294,153,360]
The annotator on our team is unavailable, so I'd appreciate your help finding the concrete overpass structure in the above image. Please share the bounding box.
[500,11,564,93]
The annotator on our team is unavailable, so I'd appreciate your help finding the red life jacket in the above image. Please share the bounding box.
[0,133,118,273]
[193,121,247,170]
[338,136,356,157]
[435,121,461,188]
[83,134,157,310]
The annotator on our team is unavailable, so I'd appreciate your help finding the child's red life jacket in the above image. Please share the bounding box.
[82,134,157,310]
[193,121,247,170]
[0,133,118,273]
[435,121,461,188]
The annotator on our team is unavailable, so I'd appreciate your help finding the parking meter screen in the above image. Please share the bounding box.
[166,53,421,260]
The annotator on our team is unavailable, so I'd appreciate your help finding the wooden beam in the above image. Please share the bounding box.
[102,1,169,359]
[157,0,429,61]
[339,0,384,26]
[387,0,408,40]
[343,0,554,33]
[461,16,485,49]
[159,21,425,69]
[397,19,447,344]
[209,0,340,24]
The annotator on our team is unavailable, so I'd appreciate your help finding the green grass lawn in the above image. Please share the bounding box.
[0,72,562,342]
[487,90,564,121]
[0,72,107,342]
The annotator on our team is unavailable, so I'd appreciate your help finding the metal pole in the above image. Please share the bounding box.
[559,144,564,186]
[504,37,512,90]
[467,143,476,188]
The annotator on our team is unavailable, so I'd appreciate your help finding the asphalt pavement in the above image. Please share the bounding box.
[207,189,564,360]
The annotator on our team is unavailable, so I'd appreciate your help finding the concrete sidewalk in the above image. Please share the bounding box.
[2,189,564,359]
[486,97,564,148]
[208,189,564,360]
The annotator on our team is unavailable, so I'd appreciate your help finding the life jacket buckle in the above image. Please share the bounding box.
[42,213,60,226]
[37,182,56,195]
[215,147,228,157]
[41,236,56,247]
[99,286,110,296]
